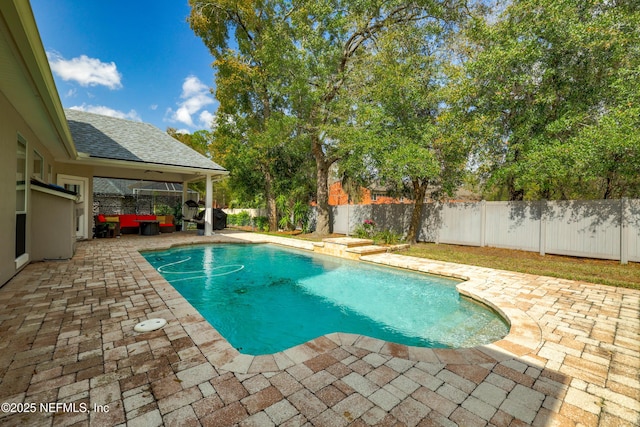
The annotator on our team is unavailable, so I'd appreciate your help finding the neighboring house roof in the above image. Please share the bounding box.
[93,177,198,196]
[65,109,226,173]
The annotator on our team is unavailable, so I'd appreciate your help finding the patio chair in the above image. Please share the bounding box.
[93,214,120,238]
[182,200,201,230]
[183,200,199,221]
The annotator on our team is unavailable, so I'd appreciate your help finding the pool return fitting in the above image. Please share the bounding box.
[134,318,167,332]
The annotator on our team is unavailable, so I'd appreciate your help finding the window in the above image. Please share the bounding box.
[16,136,26,212]
[33,150,43,179]
[16,135,27,259]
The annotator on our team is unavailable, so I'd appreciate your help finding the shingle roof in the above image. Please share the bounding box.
[65,109,226,172]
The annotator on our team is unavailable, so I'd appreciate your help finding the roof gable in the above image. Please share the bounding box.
[65,109,226,172]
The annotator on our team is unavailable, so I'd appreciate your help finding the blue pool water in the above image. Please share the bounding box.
[142,244,509,355]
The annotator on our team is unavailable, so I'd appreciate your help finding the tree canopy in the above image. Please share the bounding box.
[466,0,640,200]
[334,19,478,242]
[186,0,640,240]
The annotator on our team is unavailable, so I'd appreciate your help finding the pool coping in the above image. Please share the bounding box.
[2,230,638,425]
[138,232,542,375]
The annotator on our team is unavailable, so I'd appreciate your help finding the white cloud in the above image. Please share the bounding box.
[198,110,215,128]
[47,52,122,89]
[69,104,141,121]
[167,75,215,128]
[150,104,158,111]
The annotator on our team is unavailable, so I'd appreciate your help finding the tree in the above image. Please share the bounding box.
[166,128,232,203]
[189,0,469,235]
[210,111,314,219]
[278,1,469,235]
[466,0,640,200]
[189,0,313,230]
[337,22,476,243]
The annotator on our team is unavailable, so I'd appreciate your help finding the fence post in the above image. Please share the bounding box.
[480,200,486,247]
[539,200,546,256]
[621,198,629,265]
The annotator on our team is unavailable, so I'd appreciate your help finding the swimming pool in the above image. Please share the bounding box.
[143,244,509,355]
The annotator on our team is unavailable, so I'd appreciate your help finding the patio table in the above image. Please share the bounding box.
[135,219,160,236]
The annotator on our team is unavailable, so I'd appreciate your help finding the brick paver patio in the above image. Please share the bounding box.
[0,231,637,426]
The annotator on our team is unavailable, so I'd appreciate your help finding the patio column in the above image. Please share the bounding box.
[205,174,213,236]
[182,181,188,209]
[180,181,188,231]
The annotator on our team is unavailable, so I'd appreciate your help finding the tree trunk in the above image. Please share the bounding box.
[407,179,428,244]
[264,170,277,231]
[312,135,331,236]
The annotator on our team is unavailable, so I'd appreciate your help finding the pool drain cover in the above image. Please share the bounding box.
[134,318,167,332]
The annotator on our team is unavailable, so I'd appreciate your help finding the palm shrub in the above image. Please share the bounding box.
[227,211,251,226]
[253,216,269,232]
[292,201,311,233]
[373,229,403,245]
[353,219,376,239]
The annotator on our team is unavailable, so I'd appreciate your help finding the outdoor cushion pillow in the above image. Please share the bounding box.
[97,214,106,223]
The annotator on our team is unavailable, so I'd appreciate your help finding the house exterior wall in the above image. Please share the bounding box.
[328,182,411,205]
[0,91,62,285]
[0,92,18,286]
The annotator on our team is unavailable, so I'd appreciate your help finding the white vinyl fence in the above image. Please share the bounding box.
[331,199,640,264]
[223,208,267,218]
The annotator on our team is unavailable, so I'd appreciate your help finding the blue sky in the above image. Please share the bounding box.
[31,0,218,133]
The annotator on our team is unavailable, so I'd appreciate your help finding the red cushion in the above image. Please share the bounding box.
[137,215,156,221]
[118,214,138,228]
[97,214,106,223]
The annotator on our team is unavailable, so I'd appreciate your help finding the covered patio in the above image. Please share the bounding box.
[64,108,228,239]
[0,0,227,286]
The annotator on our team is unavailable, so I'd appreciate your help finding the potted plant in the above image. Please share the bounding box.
[172,203,183,232]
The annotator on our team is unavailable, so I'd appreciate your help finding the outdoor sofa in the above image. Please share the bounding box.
[94,214,175,237]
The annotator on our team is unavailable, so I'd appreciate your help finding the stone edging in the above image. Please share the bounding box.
[135,232,543,374]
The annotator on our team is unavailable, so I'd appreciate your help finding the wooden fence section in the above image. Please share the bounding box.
[331,199,640,264]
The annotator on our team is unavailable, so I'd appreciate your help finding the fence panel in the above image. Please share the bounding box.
[544,200,621,260]
[437,202,483,246]
[332,205,349,234]
[331,205,373,235]
[371,204,412,235]
[625,199,640,262]
[485,201,541,252]
[328,198,638,263]
[223,208,267,218]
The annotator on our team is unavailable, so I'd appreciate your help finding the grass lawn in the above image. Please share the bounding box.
[249,228,639,290]
[402,243,640,290]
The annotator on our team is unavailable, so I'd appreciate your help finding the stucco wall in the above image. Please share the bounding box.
[0,92,17,286]
[0,92,61,286]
